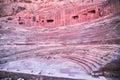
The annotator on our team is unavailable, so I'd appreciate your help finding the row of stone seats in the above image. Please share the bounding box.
[61,48,117,75]
[73,49,112,64]
[0,45,66,64]
[62,56,97,75]
[86,52,113,64]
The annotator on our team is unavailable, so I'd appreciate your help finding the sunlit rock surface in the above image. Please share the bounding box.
[0,0,120,80]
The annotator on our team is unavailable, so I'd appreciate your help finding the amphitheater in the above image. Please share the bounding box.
[0,0,120,80]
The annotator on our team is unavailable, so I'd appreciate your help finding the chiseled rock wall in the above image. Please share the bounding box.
[1,0,117,27]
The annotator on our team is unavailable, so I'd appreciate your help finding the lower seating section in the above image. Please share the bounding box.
[0,44,119,78]
[61,45,120,76]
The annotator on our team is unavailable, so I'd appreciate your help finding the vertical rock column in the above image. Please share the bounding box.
[61,7,66,26]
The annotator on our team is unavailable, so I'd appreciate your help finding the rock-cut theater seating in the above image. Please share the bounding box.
[0,0,120,80]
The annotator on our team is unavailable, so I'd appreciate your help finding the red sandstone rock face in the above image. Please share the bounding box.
[1,0,117,27]
[0,0,120,80]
